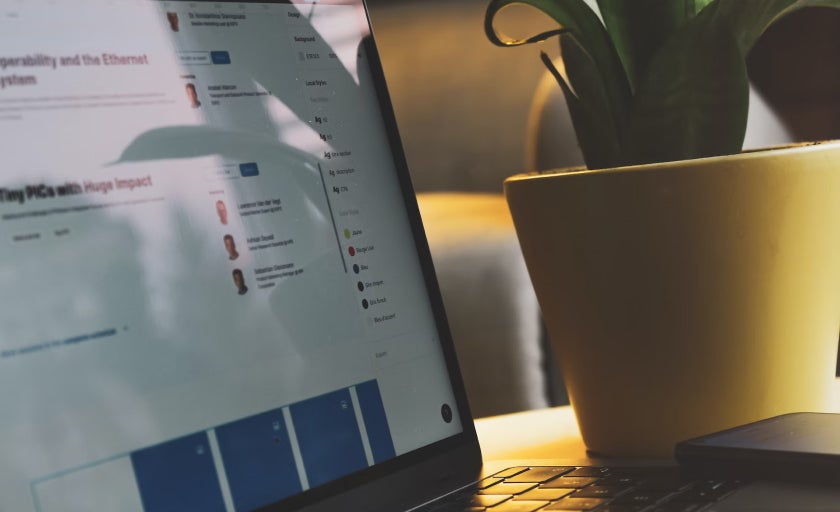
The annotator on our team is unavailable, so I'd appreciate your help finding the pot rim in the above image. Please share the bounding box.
[506,140,840,183]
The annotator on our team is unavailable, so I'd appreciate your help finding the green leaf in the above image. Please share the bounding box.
[595,0,694,91]
[714,0,840,54]
[485,0,631,155]
[542,35,622,169]
[540,52,613,169]
[624,3,749,165]
[693,0,715,12]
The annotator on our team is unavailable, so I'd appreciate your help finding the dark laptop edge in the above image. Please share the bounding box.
[259,3,484,510]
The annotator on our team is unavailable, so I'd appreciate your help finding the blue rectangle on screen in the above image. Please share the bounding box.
[210,51,231,64]
[356,380,396,463]
[215,409,301,511]
[239,162,259,177]
[130,432,225,512]
[290,388,368,488]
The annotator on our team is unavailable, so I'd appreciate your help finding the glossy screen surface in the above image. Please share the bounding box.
[0,1,461,510]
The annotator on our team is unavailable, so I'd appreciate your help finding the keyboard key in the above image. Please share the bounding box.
[693,479,742,495]
[505,467,575,483]
[611,490,668,507]
[597,506,650,512]
[648,503,708,512]
[610,468,689,489]
[608,467,674,476]
[564,467,612,478]
[514,488,574,501]
[476,477,504,490]
[669,485,739,504]
[598,475,641,487]
[667,489,713,503]
[544,497,608,510]
[478,482,538,495]
[493,467,531,478]
[572,485,630,498]
[426,467,740,512]
[493,500,551,512]
[635,475,693,492]
[540,477,599,489]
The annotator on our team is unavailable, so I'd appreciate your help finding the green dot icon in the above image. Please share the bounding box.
[344,228,351,239]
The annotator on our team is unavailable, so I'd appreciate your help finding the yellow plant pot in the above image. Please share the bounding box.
[505,142,840,457]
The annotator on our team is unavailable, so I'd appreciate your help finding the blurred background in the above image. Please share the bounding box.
[369,1,840,192]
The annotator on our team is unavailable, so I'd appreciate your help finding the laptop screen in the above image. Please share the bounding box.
[0,1,465,510]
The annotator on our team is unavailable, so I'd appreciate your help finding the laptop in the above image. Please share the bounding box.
[1,1,839,511]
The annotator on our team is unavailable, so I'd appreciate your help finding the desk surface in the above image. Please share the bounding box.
[475,405,585,460]
[475,379,840,461]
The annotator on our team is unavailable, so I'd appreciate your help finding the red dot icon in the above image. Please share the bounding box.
[348,246,356,257]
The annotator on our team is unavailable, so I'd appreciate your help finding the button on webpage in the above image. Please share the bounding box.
[210,51,231,64]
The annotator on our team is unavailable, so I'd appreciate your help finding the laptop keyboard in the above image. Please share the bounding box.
[417,465,743,512]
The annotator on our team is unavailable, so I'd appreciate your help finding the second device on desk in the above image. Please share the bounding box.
[676,412,840,483]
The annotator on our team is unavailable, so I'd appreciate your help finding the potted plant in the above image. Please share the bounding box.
[485,0,840,457]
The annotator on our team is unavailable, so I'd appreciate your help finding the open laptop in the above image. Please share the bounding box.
[2,1,839,511]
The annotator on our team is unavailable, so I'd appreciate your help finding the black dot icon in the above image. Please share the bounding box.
[441,404,453,423]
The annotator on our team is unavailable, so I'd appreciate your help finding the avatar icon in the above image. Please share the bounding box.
[224,234,239,261]
[216,200,228,225]
[185,83,201,108]
[166,12,179,32]
[232,268,248,295]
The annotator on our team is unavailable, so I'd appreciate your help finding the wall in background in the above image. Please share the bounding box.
[367,0,557,193]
